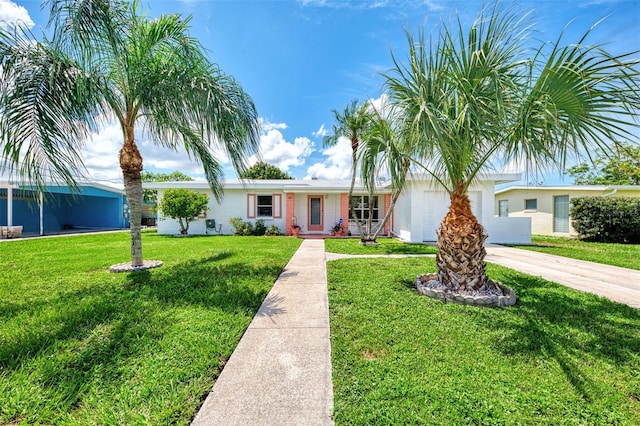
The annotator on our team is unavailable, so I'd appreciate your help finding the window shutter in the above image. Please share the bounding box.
[272,194,282,218]
[247,194,256,218]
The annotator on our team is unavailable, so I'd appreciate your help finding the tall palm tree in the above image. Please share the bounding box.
[0,0,259,267]
[324,99,373,238]
[358,104,413,242]
[384,4,639,293]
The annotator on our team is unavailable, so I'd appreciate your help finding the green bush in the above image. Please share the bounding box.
[229,217,253,236]
[265,225,282,236]
[254,219,267,236]
[570,196,640,243]
[228,217,281,236]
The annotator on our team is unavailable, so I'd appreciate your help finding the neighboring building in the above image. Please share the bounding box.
[494,185,640,236]
[0,181,129,236]
[145,173,531,244]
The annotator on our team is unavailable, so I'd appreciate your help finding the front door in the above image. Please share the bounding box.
[308,195,324,231]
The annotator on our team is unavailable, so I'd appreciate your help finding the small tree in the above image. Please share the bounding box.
[159,189,209,235]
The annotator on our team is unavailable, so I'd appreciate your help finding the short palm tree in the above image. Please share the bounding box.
[324,100,373,237]
[0,0,259,267]
[384,4,639,293]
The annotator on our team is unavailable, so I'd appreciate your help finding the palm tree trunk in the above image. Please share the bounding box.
[435,182,488,292]
[348,139,366,240]
[120,124,144,267]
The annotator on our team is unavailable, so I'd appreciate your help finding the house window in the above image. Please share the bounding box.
[257,195,273,217]
[350,196,379,221]
[498,200,509,217]
[247,193,282,218]
[525,198,537,211]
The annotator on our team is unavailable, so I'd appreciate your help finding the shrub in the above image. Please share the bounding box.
[229,217,253,236]
[265,225,282,236]
[228,217,280,236]
[570,196,640,243]
[253,219,267,236]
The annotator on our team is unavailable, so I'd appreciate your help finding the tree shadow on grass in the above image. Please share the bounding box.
[0,251,288,421]
[472,268,640,402]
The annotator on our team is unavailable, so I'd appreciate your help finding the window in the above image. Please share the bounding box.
[525,198,537,211]
[247,194,282,218]
[350,196,379,221]
[498,200,509,217]
[257,195,273,217]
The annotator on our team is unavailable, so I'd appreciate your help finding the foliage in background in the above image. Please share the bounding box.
[566,143,640,185]
[0,232,301,424]
[141,171,193,203]
[0,0,259,267]
[239,162,293,179]
[158,189,209,235]
[570,196,640,243]
[328,257,640,424]
[228,217,281,236]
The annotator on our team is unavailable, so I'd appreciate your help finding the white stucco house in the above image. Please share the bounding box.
[145,173,530,244]
[494,185,640,236]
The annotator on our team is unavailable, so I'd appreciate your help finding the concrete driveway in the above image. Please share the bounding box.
[485,244,640,309]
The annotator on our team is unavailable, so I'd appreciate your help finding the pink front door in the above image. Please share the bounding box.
[307,195,324,231]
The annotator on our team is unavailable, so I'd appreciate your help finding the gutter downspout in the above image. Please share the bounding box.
[603,188,617,197]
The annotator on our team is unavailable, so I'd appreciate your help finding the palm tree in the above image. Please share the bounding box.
[324,100,373,238]
[358,103,413,242]
[0,0,259,268]
[384,4,639,294]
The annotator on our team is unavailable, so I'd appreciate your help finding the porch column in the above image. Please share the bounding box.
[7,185,12,227]
[40,191,44,236]
[384,193,392,235]
[285,192,295,235]
[339,193,349,223]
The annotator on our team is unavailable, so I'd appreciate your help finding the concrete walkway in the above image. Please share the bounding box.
[191,239,333,426]
[485,244,640,309]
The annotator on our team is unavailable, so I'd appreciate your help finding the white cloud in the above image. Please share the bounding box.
[259,118,288,132]
[0,0,34,31]
[253,129,314,172]
[304,136,352,179]
[312,124,329,138]
[80,121,236,184]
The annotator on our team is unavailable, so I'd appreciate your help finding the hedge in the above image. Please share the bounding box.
[570,196,640,243]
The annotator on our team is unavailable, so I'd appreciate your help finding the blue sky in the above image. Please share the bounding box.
[2,0,639,185]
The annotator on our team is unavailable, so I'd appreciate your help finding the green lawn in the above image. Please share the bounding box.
[0,232,301,425]
[325,237,438,255]
[328,257,640,425]
[514,235,640,270]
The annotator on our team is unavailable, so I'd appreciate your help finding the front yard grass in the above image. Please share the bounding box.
[515,235,640,270]
[328,257,640,425]
[325,237,438,255]
[0,232,301,425]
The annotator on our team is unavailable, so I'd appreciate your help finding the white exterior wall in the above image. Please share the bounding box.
[392,188,413,241]
[156,188,288,235]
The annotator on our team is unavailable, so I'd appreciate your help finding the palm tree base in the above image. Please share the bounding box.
[416,273,516,307]
[109,260,164,273]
